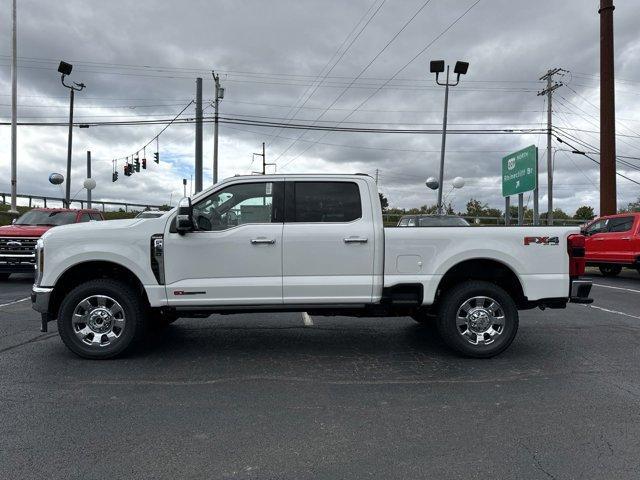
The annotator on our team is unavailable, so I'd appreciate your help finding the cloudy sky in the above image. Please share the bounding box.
[1,0,639,214]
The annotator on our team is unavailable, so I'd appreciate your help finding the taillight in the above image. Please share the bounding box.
[567,234,586,276]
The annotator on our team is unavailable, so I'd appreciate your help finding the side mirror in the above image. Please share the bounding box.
[580,228,587,235]
[176,197,194,234]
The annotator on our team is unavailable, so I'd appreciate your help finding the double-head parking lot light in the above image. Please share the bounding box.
[58,61,86,208]
[430,59,469,214]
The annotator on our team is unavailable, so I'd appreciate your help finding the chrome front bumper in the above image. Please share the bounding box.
[31,285,53,314]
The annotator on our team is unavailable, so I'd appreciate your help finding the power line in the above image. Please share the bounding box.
[265,0,387,149]
[272,0,435,163]
[279,0,484,169]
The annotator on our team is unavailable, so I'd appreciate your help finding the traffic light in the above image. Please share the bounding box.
[142,158,147,169]
[112,171,118,182]
[124,164,131,176]
[134,157,140,172]
[153,152,159,164]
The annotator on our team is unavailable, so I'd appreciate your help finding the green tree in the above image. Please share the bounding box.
[574,205,595,220]
[623,197,640,213]
[378,193,389,213]
[465,198,488,217]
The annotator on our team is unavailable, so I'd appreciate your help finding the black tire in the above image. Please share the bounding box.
[599,265,622,277]
[0,273,10,281]
[57,279,146,359]
[436,280,519,358]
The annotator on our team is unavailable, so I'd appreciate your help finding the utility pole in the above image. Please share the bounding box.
[9,0,18,214]
[195,77,203,193]
[537,68,564,225]
[252,142,274,175]
[600,0,617,215]
[86,151,91,209]
[375,169,379,185]
[212,70,224,184]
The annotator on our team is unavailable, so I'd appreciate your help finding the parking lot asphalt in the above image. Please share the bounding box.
[1,269,640,479]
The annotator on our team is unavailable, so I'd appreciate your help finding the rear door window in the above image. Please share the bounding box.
[291,182,362,223]
[78,213,91,223]
[90,213,103,221]
[607,216,634,233]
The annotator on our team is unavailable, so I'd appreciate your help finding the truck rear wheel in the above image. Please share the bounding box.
[599,265,622,277]
[57,279,145,359]
[437,280,518,358]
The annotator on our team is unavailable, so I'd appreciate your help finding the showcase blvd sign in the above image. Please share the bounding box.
[502,145,537,197]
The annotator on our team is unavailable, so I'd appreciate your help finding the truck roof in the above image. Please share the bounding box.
[225,173,374,181]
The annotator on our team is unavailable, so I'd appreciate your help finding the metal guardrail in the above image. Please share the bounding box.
[381,214,585,226]
[0,192,164,212]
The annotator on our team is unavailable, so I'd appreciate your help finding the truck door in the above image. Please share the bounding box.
[601,215,636,264]
[282,180,375,304]
[163,181,284,306]
[584,218,609,262]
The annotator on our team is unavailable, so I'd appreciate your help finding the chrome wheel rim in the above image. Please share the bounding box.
[456,296,505,346]
[72,295,126,348]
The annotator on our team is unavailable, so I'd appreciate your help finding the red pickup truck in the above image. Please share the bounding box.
[583,212,640,276]
[0,208,104,279]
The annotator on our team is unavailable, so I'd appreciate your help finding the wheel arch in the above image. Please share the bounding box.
[434,258,527,308]
[49,260,149,320]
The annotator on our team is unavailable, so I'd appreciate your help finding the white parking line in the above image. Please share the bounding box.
[592,283,640,294]
[0,297,29,309]
[585,304,640,320]
[302,312,314,326]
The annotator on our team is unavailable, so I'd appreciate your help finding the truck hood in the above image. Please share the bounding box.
[42,218,140,239]
[0,224,51,237]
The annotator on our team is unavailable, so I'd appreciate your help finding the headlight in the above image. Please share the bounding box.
[35,238,44,285]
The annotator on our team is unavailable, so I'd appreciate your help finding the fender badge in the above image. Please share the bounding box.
[173,290,207,296]
[524,236,559,246]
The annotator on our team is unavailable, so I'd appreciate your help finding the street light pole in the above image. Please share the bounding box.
[58,61,85,208]
[436,65,450,216]
[9,0,18,214]
[431,60,469,215]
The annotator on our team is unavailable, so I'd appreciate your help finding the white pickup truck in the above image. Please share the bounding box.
[31,174,592,359]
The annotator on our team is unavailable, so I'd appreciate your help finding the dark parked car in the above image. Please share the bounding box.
[397,215,470,227]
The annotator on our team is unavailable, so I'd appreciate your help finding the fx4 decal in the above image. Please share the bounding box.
[524,236,559,246]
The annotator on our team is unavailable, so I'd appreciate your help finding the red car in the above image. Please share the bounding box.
[583,212,640,276]
[0,208,104,280]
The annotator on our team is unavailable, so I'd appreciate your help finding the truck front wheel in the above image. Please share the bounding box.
[57,279,145,359]
[437,280,518,358]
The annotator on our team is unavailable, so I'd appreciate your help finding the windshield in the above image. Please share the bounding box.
[418,216,470,227]
[15,210,77,226]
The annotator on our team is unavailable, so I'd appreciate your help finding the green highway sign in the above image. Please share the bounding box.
[502,145,538,197]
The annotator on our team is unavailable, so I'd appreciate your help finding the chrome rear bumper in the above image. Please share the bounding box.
[569,279,593,304]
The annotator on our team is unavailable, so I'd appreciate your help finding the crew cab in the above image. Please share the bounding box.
[0,208,104,280]
[31,174,592,359]
[583,212,640,276]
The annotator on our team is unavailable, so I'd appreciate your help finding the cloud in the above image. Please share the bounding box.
[1,0,639,215]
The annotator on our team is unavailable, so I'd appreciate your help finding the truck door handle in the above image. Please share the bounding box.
[343,237,368,244]
[250,238,276,245]
[621,237,631,240]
